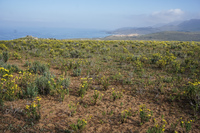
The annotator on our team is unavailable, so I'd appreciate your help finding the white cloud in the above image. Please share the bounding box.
[150,9,185,23]
[152,9,184,16]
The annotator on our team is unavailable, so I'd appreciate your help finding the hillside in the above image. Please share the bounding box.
[103,31,200,41]
[108,19,200,35]
[0,39,200,132]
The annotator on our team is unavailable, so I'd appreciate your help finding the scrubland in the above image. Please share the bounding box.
[0,37,200,132]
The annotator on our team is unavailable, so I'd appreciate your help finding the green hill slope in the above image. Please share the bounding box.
[103,31,200,41]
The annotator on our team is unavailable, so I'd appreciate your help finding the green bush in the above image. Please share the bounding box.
[57,76,70,89]
[3,51,9,63]
[73,68,81,76]
[0,44,8,50]
[70,50,81,58]
[24,61,32,67]
[29,61,49,74]
[35,74,53,95]
[22,83,38,98]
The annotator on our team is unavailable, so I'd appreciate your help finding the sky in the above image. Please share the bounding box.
[0,0,200,30]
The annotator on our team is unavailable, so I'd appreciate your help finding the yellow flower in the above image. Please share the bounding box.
[37,97,41,101]
[19,71,22,74]
[32,103,37,108]
[82,119,87,124]
[162,128,165,132]
[26,105,29,109]
[155,124,158,127]
[162,125,165,128]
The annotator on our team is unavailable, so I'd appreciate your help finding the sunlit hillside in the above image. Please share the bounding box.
[0,37,200,132]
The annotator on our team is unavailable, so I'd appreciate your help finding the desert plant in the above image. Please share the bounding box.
[35,75,53,95]
[92,90,103,105]
[111,88,123,101]
[70,50,81,58]
[25,97,41,121]
[68,101,78,116]
[139,104,153,125]
[2,51,9,63]
[70,119,87,131]
[78,78,92,97]
[73,68,81,76]
[100,75,110,90]
[22,83,38,98]
[180,120,193,133]
[120,108,132,123]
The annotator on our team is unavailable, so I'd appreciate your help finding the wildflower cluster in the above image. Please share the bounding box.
[0,67,10,78]
[3,76,22,101]
[68,101,78,116]
[180,118,194,133]
[18,71,34,88]
[13,52,21,59]
[147,117,167,133]
[184,80,200,112]
[26,97,41,120]
[121,108,132,123]
[70,118,87,131]
[111,88,123,101]
[92,90,104,105]
[78,77,92,98]
[100,75,110,90]
[139,104,153,125]
[188,81,200,86]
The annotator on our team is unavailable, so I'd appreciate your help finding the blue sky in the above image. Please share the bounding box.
[0,0,200,30]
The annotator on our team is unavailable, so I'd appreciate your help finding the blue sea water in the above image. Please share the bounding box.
[0,27,111,40]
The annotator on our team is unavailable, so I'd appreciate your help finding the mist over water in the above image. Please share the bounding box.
[0,27,111,40]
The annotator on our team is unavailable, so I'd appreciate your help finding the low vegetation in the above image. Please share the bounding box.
[0,37,200,132]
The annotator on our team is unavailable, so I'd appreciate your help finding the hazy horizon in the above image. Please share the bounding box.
[1,0,200,30]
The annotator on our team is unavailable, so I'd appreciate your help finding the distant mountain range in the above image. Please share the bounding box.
[108,19,200,35]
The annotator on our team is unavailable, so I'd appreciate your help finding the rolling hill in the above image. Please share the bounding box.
[108,19,200,35]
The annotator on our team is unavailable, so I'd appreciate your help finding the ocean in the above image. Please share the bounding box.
[0,27,111,40]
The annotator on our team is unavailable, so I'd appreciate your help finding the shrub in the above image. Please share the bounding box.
[73,68,81,76]
[70,119,87,131]
[139,104,153,125]
[22,83,38,98]
[0,44,8,50]
[57,75,70,89]
[35,74,53,95]
[120,108,132,123]
[29,61,49,74]
[25,97,41,121]
[70,50,81,58]
[2,51,9,63]
[24,61,32,67]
